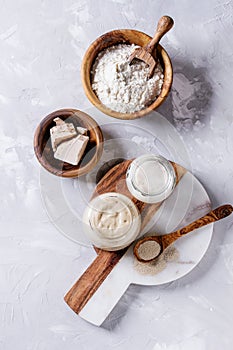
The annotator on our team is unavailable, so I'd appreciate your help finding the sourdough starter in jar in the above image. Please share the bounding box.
[126,154,176,203]
[83,193,141,250]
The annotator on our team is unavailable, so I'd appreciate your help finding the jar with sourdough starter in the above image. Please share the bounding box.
[83,192,141,250]
[126,154,176,204]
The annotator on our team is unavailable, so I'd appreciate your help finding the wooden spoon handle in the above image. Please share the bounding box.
[146,16,174,54]
[162,204,233,249]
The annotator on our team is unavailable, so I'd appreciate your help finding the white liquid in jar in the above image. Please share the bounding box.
[134,160,168,195]
[126,154,176,204]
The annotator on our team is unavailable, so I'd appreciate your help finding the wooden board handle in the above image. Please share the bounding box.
[64,160,186,317]
[64,248,127,314]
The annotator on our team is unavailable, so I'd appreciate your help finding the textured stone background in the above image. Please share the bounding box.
[1,1,233,349]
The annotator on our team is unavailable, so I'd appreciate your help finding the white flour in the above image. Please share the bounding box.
[91,44,164,113]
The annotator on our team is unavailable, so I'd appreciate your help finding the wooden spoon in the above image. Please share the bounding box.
[129,15,174,79]
[134,204,233,263]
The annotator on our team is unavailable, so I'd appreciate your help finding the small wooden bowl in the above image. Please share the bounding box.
[34,109,104,178]
[81,29,173,120]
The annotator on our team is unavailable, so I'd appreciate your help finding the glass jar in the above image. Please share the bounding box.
[83,192,141,250]
[126,154,176,204]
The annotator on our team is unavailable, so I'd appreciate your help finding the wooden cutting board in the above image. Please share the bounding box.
[64,159,186,318]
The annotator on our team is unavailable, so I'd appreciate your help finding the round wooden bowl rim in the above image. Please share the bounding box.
[34,108,104,178]
[81,29,173,120]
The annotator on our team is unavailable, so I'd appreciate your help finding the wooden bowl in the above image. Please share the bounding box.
[34,109,104,178]
[81,29,173,120]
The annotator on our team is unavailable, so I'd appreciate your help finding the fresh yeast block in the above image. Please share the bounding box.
[54,134,89,165]
[50,117,77,151]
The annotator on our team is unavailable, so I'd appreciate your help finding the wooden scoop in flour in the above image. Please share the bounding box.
[129,15,174,79]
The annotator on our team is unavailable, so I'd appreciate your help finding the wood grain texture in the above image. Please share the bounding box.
[145,16,174,54]
[64,159,186,314]
[95,158,125,185]
[81,29,173,120]
[129,16,174,78]
[64,248,127,314]
[134,204,233,262]
[34,109,104,178]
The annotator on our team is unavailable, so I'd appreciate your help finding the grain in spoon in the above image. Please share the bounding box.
[134,204,233,263]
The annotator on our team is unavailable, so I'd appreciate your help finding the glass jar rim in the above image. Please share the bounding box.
[82,192,141,250]
[126,154,176,203]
